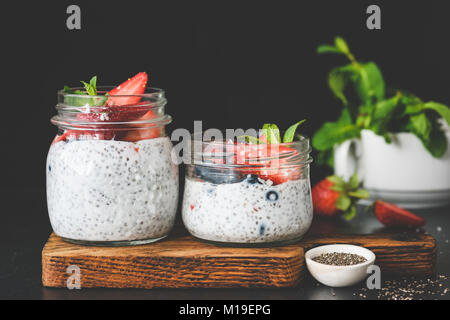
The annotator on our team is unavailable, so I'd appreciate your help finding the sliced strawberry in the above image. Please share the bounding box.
[121,109,161,142]
[121,127,161,142]
[255,144,301,185]
[76,103,149,123]
[259,132,268,143]
[374,200,425,228]
[106,72,148,106]
[230,143,300,184]
[258,145,301,184]
[132,109,158,126]
[234,143,268,165]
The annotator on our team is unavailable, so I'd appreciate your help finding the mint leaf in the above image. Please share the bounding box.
[63,86,84,95]
[403,104,423,116]
[354,62,385,106]
[312,108,360,156]
[317,45,342,55]
[80,75,98,96]
[283,120,306,143]
[262,124,281,144]
[338,107,353,124]
[312,121,360,151]
[328,64,357,106]
[371,95,400,134]
[90,75,97,89]
[334,37,349,54]
[328,62,384,110]
[426,126,448,158]
[400,93,422,107]
[404,112,448,157]
[408,113,432,144]
[423,102,450,125]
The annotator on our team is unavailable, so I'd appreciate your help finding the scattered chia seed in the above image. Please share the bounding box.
[353,274,450,300]
[312,252,367,266]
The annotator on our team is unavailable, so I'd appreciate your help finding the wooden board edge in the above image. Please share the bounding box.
[42,252,305,289]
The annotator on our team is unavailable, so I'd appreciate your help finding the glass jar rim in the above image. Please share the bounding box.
[50,114,173,129]
[58,86,165,101]
[189,133,312,169]
[53,86,170,129]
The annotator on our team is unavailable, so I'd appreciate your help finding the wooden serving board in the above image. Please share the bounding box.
[42,228,436,289]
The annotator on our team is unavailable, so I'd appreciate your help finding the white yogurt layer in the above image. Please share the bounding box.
[46,136,178,242]
[182,177,313,244]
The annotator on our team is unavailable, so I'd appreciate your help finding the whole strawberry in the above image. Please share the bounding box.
[312,174,369,219]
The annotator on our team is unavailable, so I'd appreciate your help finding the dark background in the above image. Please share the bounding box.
[1,0,450,300]
[2,0,450,190]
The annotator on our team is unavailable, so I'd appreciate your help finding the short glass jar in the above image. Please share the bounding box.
[182,135,313,246]
[46,87,178,246]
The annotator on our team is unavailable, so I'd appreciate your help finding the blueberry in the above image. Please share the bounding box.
[48,165,52,172]
[195,166,244,184]
[246,174,262,184]
[259,224,266,236]
[266,190,279,202]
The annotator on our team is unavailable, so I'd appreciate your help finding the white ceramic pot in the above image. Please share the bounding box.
[334,128,450,208]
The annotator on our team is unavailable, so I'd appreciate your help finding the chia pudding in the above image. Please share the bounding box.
[182,134,313,246]
[182,176,312,244]
[47,73,178,245]
[47,136,178,243]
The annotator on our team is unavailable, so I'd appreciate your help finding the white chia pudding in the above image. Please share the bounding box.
[182,176,313,244]
[46,136,178,243]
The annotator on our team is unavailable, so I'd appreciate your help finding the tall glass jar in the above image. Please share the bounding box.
[182,136,313,246]
[47,87,178,246]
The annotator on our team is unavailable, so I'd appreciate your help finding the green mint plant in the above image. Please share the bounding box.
[313,37,450,167]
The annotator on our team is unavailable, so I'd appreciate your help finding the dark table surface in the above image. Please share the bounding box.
[1,187,449,300]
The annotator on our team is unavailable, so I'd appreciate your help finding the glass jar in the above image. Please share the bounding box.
[46,87,178,246]
[182,135,313,246]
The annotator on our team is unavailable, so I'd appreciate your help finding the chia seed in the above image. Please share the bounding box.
[46,136,179,242]
[312,252,367,266]
[182,177,312,244]
[353,274,450,300]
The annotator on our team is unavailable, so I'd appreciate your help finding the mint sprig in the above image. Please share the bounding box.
[63,75,108,107]
[262,124,281,144]
[260,121,306,144]
[313,36,450,166]
[237,121,306,145]
[80,76,98,96]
